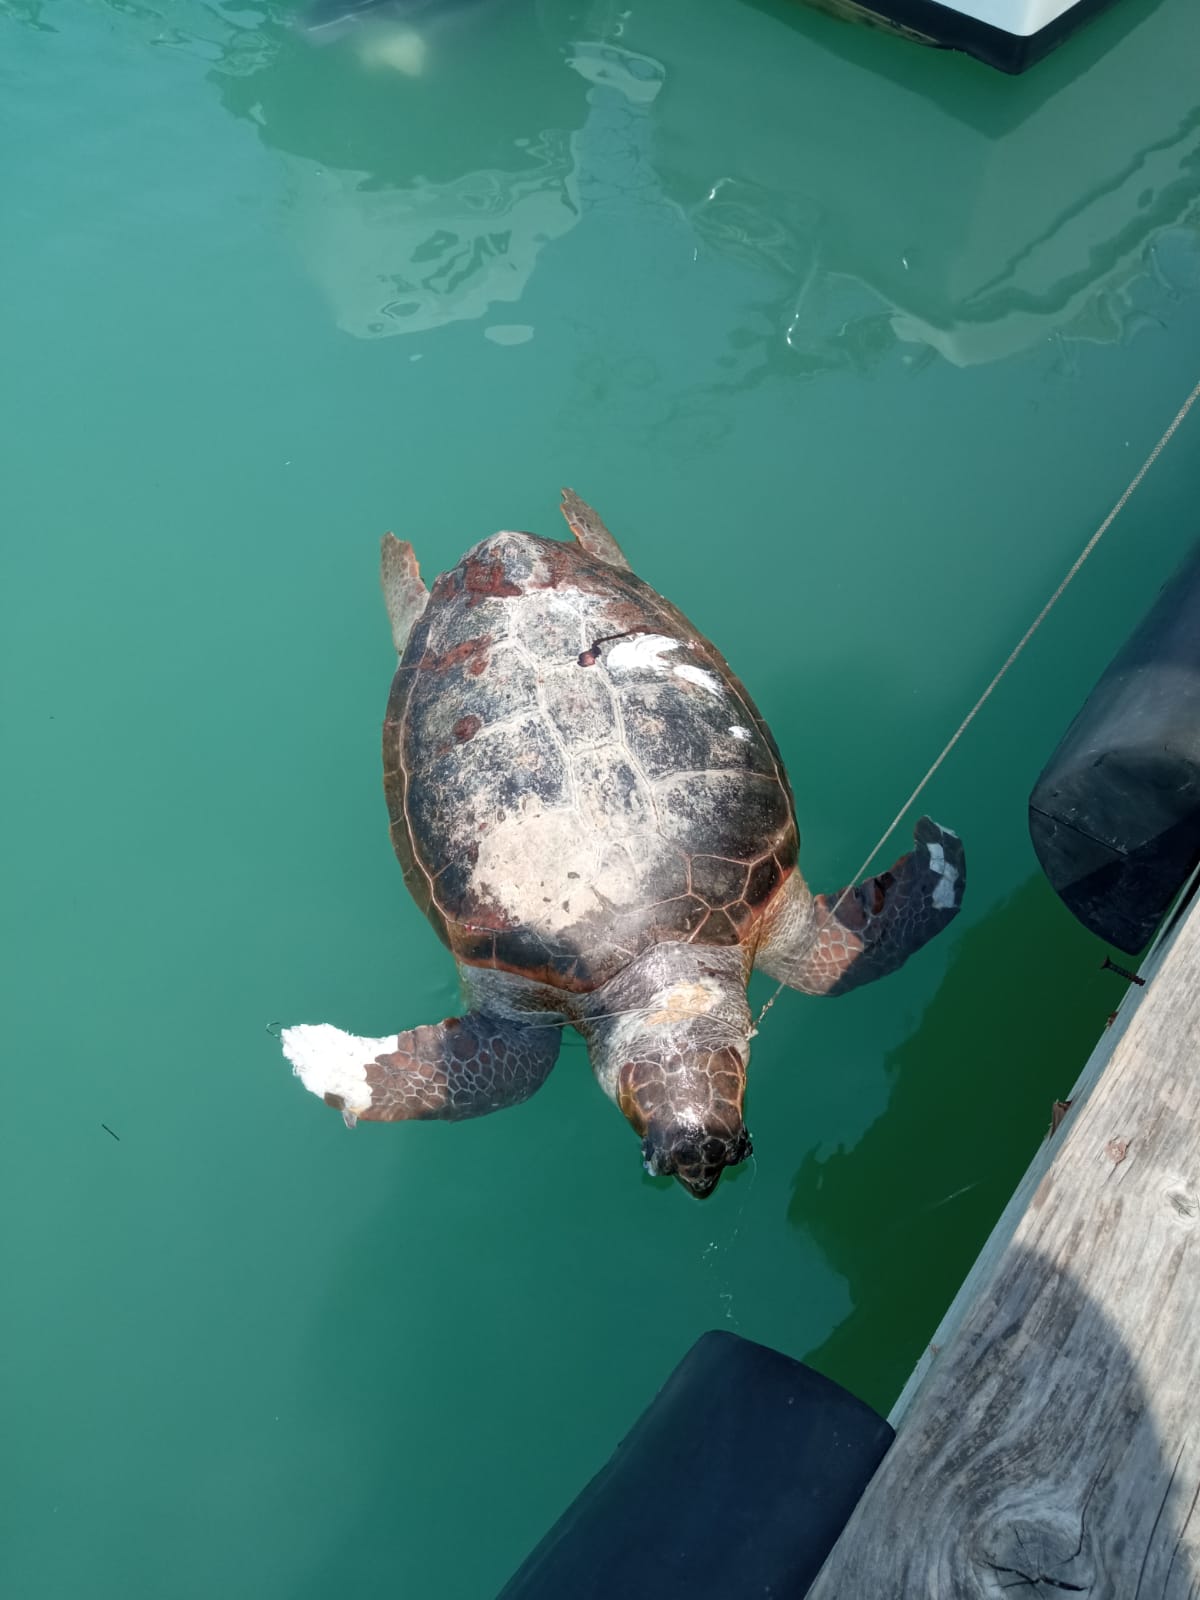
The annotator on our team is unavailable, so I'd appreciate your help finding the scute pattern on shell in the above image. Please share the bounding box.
[360,1016,561,1122]
[383,531,797,992]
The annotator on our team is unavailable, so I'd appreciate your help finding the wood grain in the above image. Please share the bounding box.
[806,897,1200,1599]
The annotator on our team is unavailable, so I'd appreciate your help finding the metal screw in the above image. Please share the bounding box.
[1101,956,1145,986]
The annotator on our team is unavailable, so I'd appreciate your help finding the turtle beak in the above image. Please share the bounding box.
[676,1170,721,1200]
[642,1126,753,1200]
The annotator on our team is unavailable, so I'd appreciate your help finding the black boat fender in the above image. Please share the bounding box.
[1029,541,1200,953]
[495,1330,893,1600]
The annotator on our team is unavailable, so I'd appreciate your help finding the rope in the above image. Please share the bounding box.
[752,374,1200,1035]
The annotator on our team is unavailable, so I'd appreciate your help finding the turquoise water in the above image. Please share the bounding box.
[4,0,1200,1594]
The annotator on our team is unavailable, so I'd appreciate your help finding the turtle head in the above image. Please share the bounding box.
[619,1039,753,1200]
[586,948,755,1199]
[641,1114,753,1199]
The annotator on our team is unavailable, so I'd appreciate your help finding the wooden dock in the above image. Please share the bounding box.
[805,886,1200,1598]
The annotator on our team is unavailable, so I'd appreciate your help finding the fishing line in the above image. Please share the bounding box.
[752,372,1200,1036]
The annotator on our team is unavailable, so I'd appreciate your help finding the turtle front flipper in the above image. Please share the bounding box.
[756,817,965,997]
[281,1011,561,1126]
[380,533,429,654]
[559,487,631,571]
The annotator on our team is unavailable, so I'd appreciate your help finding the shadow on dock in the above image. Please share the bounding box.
[810,1238,1198,1594]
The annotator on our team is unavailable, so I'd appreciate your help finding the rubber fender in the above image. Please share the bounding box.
[495,1329,893,1600]
[1029,540,1200,953]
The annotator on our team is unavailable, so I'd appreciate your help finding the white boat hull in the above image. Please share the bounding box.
[813,0,1121,72]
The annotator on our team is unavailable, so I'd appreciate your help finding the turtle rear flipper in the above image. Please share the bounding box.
[756,817,964,996]
[380,533,429,654]
[560,488,631,571]
[282,1012,561,1125]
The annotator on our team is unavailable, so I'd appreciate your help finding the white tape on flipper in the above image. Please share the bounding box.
[282,1023,389,1118]
[926,841,960,910]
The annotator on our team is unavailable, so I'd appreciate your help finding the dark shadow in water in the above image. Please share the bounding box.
[789,875,1118,1415]
[820,1240,1198,1593]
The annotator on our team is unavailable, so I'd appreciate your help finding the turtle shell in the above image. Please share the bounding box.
[383,531,797,991]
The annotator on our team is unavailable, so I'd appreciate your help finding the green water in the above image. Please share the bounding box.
[4,0,1200,1593]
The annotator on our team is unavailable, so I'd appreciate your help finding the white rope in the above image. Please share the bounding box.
[752,374,1200,1035]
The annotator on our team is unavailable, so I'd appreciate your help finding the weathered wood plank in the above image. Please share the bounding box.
[884,926,1163,1433]
[806,896,1200,1599]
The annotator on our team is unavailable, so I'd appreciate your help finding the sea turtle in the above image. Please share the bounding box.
[282,491,964,1197]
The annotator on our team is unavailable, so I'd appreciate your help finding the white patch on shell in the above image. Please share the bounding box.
[673,663,724,698]
[604,632,725,700]
[606,632,680,671]
[728,725,753,742]
[282,1024,391,1119]
[926,840,960,910]
[473,800,618,935]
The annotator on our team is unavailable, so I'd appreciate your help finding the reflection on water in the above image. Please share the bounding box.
[2,0,55,30]
[284,126,581,338]
[284,41,671,339]
[206,3,680,339]
[670,0,1200,371]
[7,0,1200,367]
[265,5,675,338]
[295,0,525,74]
[102,0,1200,371]
[889,114,1200,366]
